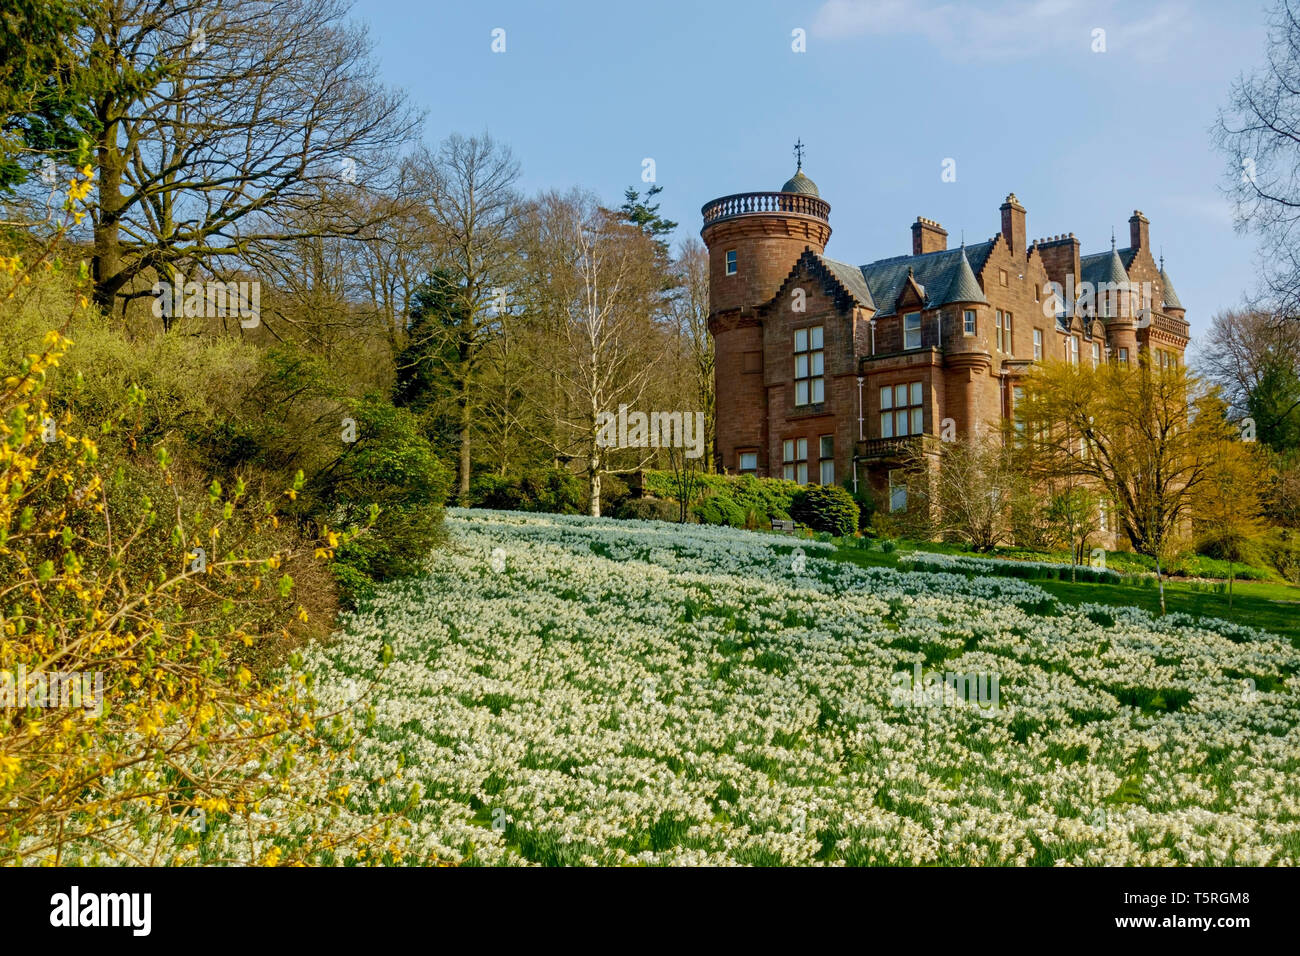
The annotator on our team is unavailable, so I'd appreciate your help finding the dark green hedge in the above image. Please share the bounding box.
[640,471,801,527]
[790,484,860,536]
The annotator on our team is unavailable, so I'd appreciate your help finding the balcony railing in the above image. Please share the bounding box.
[1150,311,1189,339]
[701,191,831,227]
[856,434,941,461]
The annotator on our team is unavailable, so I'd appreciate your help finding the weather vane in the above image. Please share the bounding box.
[793,138,805,170]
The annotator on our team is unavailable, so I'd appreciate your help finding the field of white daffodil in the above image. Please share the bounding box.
[307,509,1300,866]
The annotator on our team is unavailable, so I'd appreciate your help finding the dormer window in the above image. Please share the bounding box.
[904,312,922,349]
[725,250,737,275]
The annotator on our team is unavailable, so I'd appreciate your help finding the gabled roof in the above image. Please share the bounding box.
[856,240,995,316]
[818,255,877,310]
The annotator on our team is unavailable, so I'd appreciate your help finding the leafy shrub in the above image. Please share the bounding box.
[611,497,681,523]
[42,326,446,600]
[470,473,529,511]
[323,395,452,600]
[900,551,1122,583]
[468,467,587,515]
[790,485,860,536]
[526,468,585,513]
[640,470,799,525]
[1174,553,1272,581]
[0,328,380,864]
[1262,529,1300,583]
[844,480,875,532]
[691,494,747,527]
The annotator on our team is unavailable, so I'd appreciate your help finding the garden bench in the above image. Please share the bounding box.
[771,518,797,534]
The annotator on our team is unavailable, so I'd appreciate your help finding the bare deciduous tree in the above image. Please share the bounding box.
[671,238,715,471]
[517,189,663,516]
[1217,0,1300,316]
[912,432,1023,552]
[1200,308,1300,418]
[413,133,520,503]
[79,0,421,320]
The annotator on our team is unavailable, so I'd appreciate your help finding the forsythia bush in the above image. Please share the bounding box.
[0,326,422,863]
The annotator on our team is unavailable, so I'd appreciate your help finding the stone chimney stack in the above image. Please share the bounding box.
[1128,210,1149,252]
[1000,193,1026,256]
[911,216,948,255]
[1035,233,1081,296]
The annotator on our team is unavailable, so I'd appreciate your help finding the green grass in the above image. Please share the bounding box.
[876,538,1277,581]
[831,543,1300,646]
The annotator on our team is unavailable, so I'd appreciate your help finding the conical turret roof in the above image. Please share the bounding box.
[1160,264,1183,311]
[939,245,987,305]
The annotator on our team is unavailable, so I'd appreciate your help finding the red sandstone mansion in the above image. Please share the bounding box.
[701,162,1190,510]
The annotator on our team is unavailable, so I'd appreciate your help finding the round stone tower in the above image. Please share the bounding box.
[700,166,832,474]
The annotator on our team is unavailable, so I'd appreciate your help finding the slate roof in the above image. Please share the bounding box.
[787,235,1181,320]
[1160,266,1183,310]
[854,240,995,316]
[943,247,988,305]
[818,255,877,310]
[1079,246,1130,287]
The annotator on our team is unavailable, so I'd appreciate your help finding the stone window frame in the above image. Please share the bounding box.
[963,309,976,336]
[725,249,737,276]
[889,468,908,513]
[737,449,759,475]
[903,311,922,350]
[793,326,825,406]
[1033,328,1043,360]
[782,437,809,484]
[818,435,834,485]
[880,381,924,439]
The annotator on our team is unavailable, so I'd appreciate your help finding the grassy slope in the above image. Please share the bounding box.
[829,545,1300,646]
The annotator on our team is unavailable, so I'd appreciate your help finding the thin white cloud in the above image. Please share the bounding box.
[1163,193,1237,227]
[810,0,1194,62]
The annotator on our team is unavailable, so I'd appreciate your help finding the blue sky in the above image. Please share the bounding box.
[357,0,1272,345]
